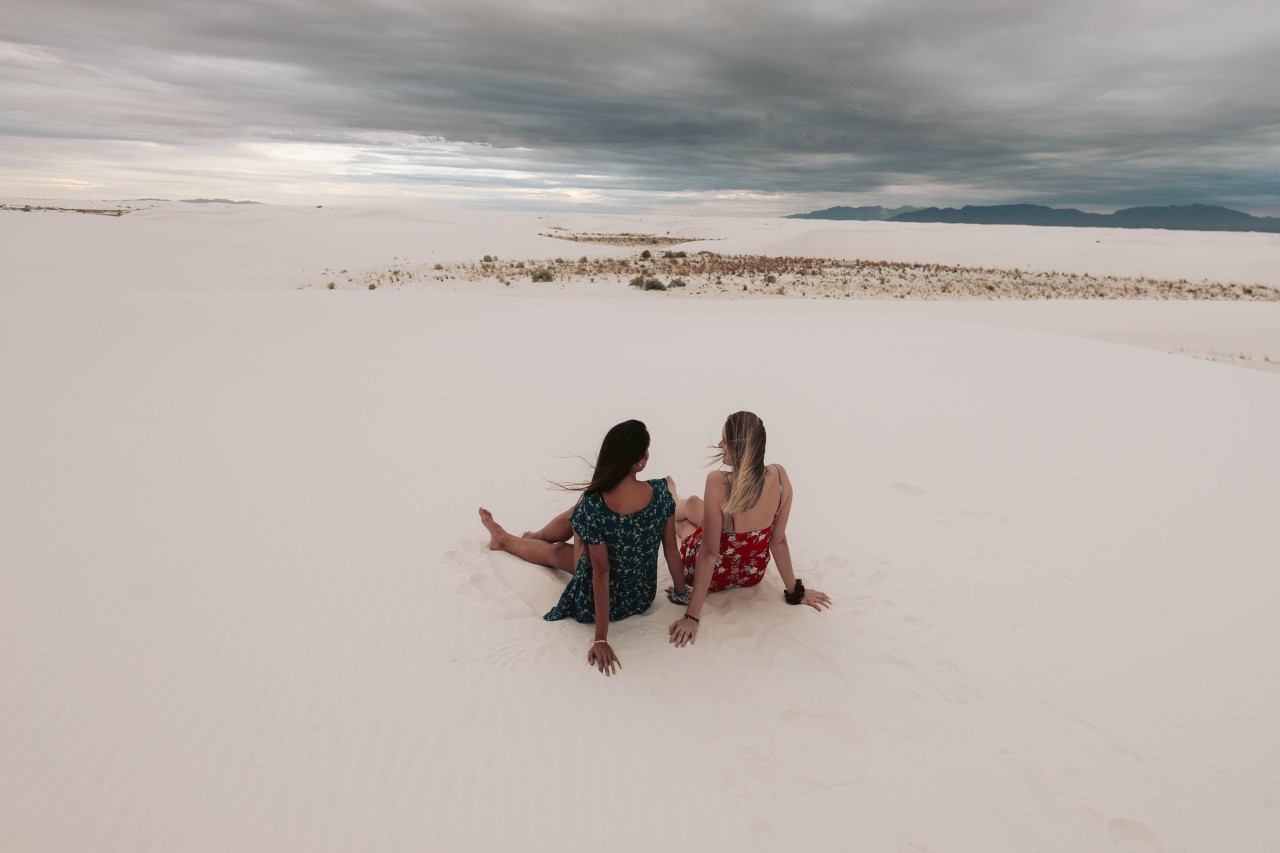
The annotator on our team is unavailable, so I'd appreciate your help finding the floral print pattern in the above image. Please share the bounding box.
[544,478,675,623]
[679,524,775,592]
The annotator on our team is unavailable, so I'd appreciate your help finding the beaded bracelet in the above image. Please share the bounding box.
[784,578,806,605]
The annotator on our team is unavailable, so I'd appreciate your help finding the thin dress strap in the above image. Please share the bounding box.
[723,471,734,533]
[773,466,785,522]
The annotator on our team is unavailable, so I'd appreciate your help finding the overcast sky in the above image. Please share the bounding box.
[3,0,1278,214]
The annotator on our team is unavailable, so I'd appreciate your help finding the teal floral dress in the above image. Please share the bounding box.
[544,478,675,623]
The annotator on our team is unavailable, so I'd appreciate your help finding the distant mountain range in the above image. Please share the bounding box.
[786,205,923,220]
[787,203,1280,234]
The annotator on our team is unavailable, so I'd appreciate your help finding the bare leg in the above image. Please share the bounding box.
[674,495,704,542]
[479,508,575,574]
[522,506,573,542]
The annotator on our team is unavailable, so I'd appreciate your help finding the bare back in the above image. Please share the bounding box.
[723,464,790,533]
[601,478,654,515]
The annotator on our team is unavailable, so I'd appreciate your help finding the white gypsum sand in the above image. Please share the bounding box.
[2,202,1278,852]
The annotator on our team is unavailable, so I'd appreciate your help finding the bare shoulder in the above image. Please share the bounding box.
[703,469,727,497]
[773,463,793,494]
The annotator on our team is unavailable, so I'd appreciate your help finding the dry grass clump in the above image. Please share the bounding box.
[305,251,1280,301]
[1,204,130,216]
[539,231,706,247]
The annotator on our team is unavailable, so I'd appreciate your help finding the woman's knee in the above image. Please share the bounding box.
[681,495,704,523]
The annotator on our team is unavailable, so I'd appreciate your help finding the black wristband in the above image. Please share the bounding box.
[784,578,805,605]
[684,612,700,623]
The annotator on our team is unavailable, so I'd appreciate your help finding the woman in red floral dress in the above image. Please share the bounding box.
[667,411,831,648]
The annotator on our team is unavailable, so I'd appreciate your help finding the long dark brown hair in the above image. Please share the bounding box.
[561,420,650,495]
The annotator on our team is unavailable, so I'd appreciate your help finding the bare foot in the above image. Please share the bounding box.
[478,507,509,551]
[666,475,679,502]
[521,530,536,539]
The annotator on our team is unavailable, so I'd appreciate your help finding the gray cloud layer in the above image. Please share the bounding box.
[4,0,1279,211]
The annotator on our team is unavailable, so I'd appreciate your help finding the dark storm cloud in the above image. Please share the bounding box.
[3,0,1278,211]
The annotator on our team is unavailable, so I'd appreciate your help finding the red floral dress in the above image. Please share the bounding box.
[679,475,784,592]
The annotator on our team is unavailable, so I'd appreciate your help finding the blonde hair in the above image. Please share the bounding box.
[717,411,767,515]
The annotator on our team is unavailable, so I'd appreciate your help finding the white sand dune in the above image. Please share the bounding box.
[2,203,1278,852]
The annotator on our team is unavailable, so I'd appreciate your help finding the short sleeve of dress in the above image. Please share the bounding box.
[570,495,604,545]
[656,478,676,519]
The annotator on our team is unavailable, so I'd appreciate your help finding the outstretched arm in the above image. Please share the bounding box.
[670,471,726,647]
[770,466,830,612]
[661,517,686,595]
[586,542,621,675]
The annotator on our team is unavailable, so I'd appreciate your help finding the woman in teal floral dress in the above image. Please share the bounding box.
[479,420,683,675]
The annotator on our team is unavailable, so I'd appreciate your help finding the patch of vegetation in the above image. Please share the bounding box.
[539,231,710,247]
[629,275,666,291]
[531,268,554,282]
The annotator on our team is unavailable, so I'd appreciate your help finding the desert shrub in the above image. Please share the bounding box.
[482,255,493,263]
[531,268,554,282]
[327,282,335,290]
[433,263,443,270]
[640,249,651,259]
[368,283,377,290]
[662,250,687,259]
[669,278,687,288]
[629,275,665,290]
[764,274,776,284]
[515,261,525,269]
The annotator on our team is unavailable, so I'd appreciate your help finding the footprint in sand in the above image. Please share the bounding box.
[746,626,847,683]
[881,653,979,704]
[959,509,1003,523]
[864,557,892,589]
[781,707,864,749]
[1105,743,1152,773]
[890,482,929,498]
[1001,751,1070,824]
[934,658,981,704]
[1108,818,1166,852]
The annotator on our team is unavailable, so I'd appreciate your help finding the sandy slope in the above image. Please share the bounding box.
[2,204,1279,852]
